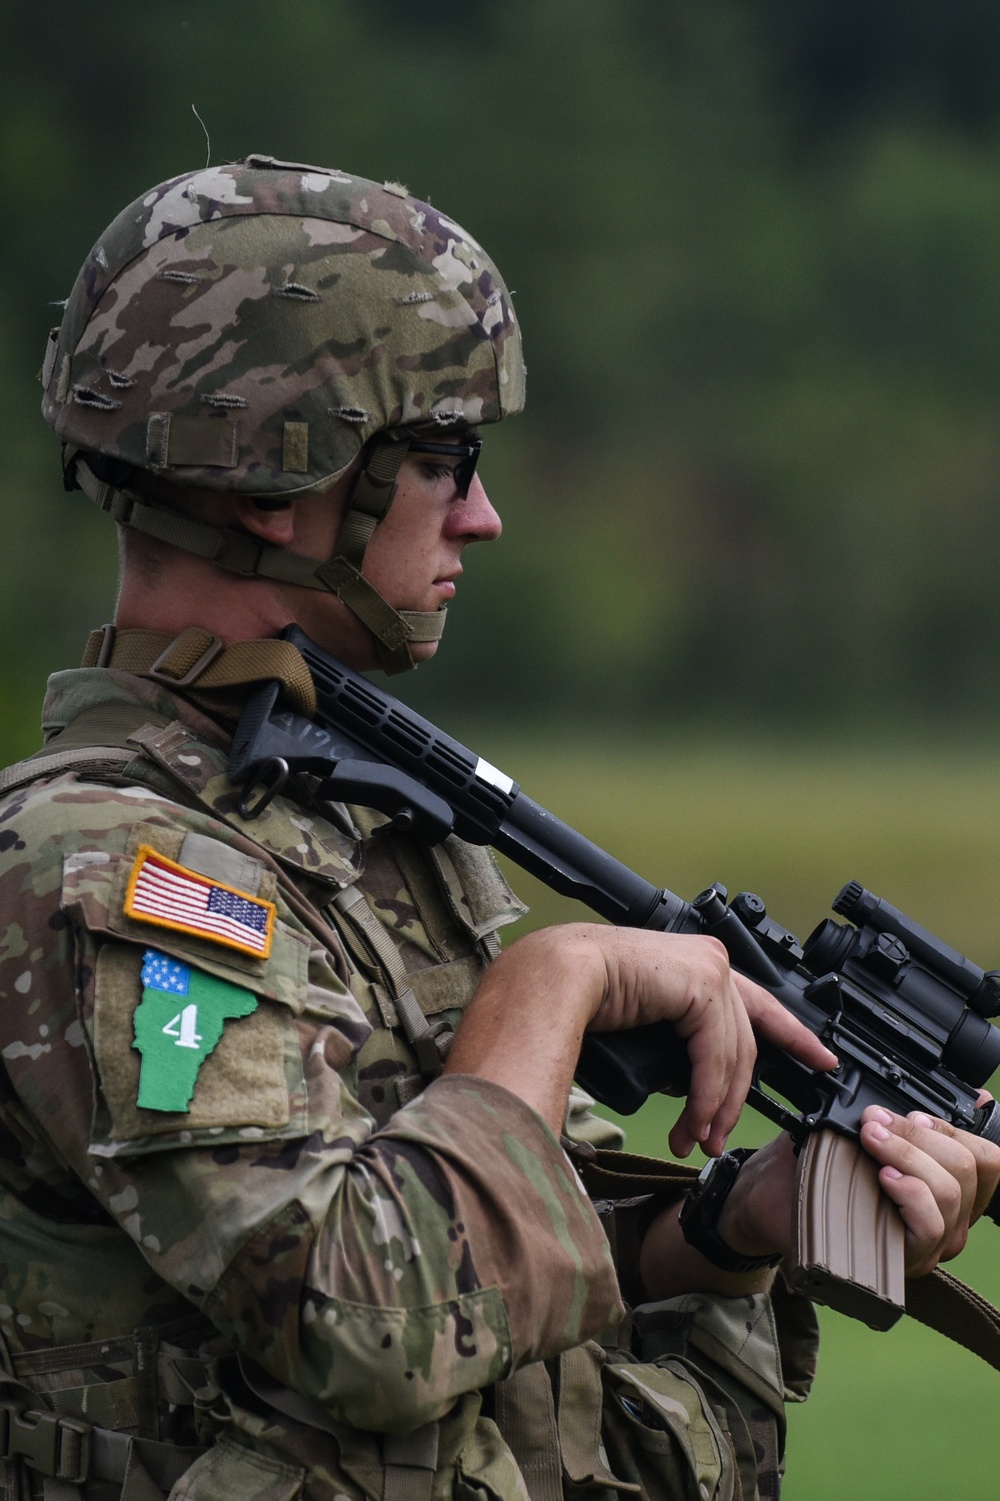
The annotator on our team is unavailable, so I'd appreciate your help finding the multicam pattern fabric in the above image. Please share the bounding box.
[0,669,817,1500]
[41,157,526,497]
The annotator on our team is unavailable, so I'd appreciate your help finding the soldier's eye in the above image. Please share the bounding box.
[421,461,459,484]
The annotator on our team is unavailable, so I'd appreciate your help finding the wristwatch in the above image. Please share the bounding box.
[678,1148,782,1273]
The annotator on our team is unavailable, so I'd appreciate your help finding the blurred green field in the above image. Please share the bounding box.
[486,735,1000,1501]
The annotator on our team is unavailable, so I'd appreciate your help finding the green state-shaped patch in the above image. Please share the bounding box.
[134,948,258,1112]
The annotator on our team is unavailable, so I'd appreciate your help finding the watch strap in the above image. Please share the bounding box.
[678,1147,782,1274]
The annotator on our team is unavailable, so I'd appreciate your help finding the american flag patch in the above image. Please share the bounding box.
[124,845,276,959]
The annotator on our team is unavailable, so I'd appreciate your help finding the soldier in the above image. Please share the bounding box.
[1,155,995,1501]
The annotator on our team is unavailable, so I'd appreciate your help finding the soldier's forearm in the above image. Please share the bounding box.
[638,1137,795,1299]
[638,1199,780,1299]
[443,926,603,1136]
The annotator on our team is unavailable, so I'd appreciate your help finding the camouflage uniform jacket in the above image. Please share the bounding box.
[0,667,818,1501]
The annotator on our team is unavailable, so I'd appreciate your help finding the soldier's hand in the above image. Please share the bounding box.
[445,924,752,1146]
[584,930,755,1156]
[707,1104,1000,1280]
[586,928,835,1157]
[447,923,836,1153]
[858,1101,1000,1276]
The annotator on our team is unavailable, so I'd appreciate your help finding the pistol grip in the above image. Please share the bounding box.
[788,1129,906,1331]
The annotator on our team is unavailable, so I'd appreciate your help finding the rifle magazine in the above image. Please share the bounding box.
[788,1129,906,1331]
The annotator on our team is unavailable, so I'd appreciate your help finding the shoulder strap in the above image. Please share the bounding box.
[332,884,454,1086]
[0,702,171,798]
[0,747,137,797]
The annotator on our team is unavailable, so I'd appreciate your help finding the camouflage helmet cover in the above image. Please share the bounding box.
[41,154,525,495]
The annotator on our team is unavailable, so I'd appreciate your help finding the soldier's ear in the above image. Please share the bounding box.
[232,495,297,545]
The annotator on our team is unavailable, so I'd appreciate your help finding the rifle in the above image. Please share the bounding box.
[229,625,1000,1331]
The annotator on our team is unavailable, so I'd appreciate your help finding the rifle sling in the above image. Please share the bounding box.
[81,624,318,724]
[905,1267,1000,1372]
[7,706,1000,1378]
[584,1149,1000,1374]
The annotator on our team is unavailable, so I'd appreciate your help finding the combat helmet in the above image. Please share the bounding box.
[40,154,525,673]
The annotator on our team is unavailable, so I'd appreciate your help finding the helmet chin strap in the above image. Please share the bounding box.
[325,433,447,674]
[64,439,447,676]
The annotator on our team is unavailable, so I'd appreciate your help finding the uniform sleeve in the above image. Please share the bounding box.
[0,778,622,1435]
[563,1083,626,1150]
[208,1075,623,1432]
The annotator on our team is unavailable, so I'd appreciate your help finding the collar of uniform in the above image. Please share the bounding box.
[41,668,363,890]
[42,667,229,749]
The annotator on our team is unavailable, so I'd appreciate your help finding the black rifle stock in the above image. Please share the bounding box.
[230,626,1000,1329]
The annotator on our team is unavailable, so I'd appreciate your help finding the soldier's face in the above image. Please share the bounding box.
[290,444,502,669]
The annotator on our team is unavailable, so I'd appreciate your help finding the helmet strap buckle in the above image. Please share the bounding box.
[92,624,117,669]
[148,629,226,688]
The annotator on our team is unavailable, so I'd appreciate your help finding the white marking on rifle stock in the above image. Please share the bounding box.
[475,758,513,795]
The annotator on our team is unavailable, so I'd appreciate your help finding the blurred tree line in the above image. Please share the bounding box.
[4,0,1000,753]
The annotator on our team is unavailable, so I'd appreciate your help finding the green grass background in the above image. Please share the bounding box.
[486,735,1000,1501]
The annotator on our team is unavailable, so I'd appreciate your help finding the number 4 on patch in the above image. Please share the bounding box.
[135,952,258,1113]
[163,1005,203,1050]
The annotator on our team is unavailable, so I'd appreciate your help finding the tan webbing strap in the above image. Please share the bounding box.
[337,435,408,568]
[81,625,317,722]
[69,454,294,581]
[905,1268,1000,1373]
[312,559,448,642]
[236,1355,341,1437]
[336,509,379,570]
[0,1323,213,1501]
[493,1365,563,1501]
[556,1345,636,1491]
[581,1151,1000,1373]
[69,453,355,591]
[236,1354,440,1501]
[382,1429,439,1501]
[0,747,137,797]
[31,1377,139,1436]
[70,448,447,676]
[333,886,452,1081]
[396,611,448,644]
[86,1429,204,1500]
[580,1149,700,1204]
[42,1478,81,1501]
[332,887,416,999]
[334,430,447,665]
[0,1402,203,1501]
[315,557,446,674]
[80,627,223,679]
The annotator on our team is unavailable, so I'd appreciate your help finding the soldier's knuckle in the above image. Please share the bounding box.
[695,942,731,994]
[939,1177,962,1217]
